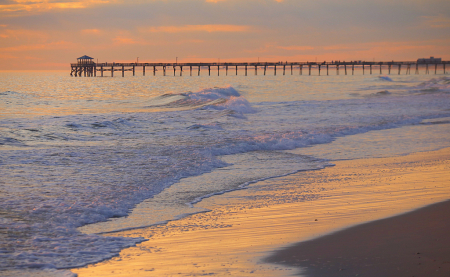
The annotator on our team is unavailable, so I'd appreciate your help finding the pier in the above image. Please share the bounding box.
[71,56,449,77]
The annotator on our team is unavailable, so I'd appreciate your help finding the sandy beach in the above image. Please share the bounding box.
[266,200,450,277]
[71,146,450,276]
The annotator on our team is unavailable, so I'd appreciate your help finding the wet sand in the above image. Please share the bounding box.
[266,200,450,277]
[72,147,450,276]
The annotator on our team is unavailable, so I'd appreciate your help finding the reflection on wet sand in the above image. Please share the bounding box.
[73,147,450,276]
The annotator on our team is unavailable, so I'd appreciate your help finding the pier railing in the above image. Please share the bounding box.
[70,61,449,77]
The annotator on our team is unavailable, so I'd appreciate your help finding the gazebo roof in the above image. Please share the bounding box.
[78,55,94,60]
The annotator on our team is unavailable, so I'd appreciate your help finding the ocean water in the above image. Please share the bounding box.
[1,69,450,276]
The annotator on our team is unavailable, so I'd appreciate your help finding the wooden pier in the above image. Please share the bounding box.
[71,56,449,77]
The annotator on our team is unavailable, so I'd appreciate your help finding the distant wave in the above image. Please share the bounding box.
[378,75,393,82]
[0,90,19,96]
[373,90,391,96]
[416,76,450,94]
[146,86,256,114]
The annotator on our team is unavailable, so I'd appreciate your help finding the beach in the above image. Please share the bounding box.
[1,71,449,276]
[72,146,450,276]
[267,200,450,277]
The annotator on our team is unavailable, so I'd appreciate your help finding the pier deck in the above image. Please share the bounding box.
[70,61,449,77]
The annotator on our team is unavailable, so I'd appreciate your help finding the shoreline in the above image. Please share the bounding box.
[72,147,450,276]
[265,199,450,277]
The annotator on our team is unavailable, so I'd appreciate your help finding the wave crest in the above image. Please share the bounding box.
[147,86,255,114]
[416,76,450,93]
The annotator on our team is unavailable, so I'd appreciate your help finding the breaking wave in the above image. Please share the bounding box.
[146,86,256,114]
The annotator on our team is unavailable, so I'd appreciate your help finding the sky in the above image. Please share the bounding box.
[0,0,449,70]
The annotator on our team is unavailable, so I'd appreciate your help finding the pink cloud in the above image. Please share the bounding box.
[113,36,139,44]
[278,46,315,51]
[0,0,115,16]
[0,40,75,52]
[81,29,102,35]
[145,25,252,33]
[421,14,450,28]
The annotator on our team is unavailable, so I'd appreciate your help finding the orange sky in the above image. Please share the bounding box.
[0,0,449,70]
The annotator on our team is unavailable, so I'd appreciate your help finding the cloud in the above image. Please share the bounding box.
[0,53,43,60]
[316,39,450,61]
[81,29,101,34]
[113,36,139,44]
[145,24,252,33]
[278,45,314,51]
[0,0,115,15]
[323,45,351,51]
[205,0,283,2]
[421,14,450,28]
[0,28,49,41]
[0,40,75,52]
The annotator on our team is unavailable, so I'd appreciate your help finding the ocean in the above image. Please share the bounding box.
[1,69,449,276]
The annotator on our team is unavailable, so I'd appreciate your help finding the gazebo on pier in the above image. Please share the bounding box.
[77,55,94,64]
[71,55,96,77]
